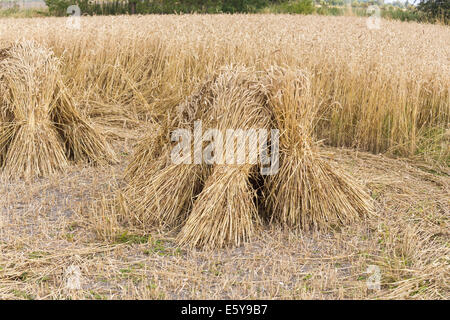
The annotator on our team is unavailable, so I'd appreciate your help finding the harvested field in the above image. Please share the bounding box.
[0,14,448,299]
[0,144,448,299]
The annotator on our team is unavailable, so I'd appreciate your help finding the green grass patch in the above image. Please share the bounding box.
[114,231,150,244]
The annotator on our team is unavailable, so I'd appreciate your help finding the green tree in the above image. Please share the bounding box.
[417,0,449,22]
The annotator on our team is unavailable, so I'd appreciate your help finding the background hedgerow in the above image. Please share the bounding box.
[36,1,448,25]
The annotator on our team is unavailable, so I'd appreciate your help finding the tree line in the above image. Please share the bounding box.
[44,0,448,24]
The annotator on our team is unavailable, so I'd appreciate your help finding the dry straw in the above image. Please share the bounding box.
[3,16,447,163]
[264,66,374,230]
[178,66,272,248]
[123,66,273,247]
[0,41,116,179]
[122,76,218,230]
[177,165,260,249]
[122,65,374,248]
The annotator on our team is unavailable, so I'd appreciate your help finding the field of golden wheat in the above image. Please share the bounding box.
[0,14,448,300]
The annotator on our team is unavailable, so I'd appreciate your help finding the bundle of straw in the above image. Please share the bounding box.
[0,42,68,177]
[122,76,218,229]
[51,85,116,165]
[178,66,272,248]
[123,149,205,230]
[124,65,373,248]
[264,66,374,230]
[177,165,259,248]
[0,41,116,179]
